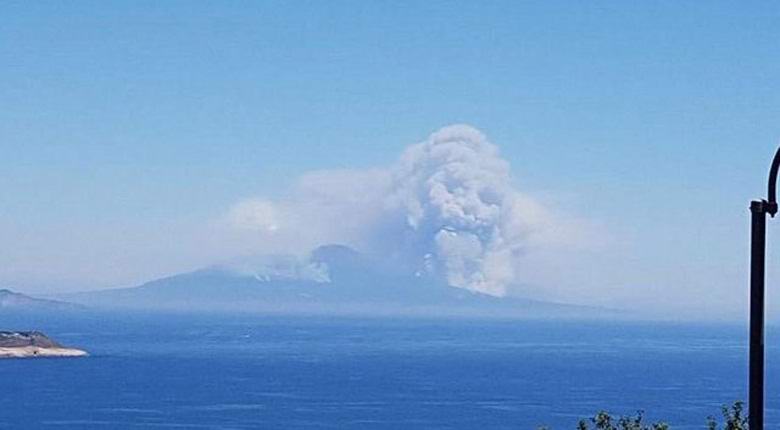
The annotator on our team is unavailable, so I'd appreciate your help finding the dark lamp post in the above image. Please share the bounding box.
[749,147,780,430]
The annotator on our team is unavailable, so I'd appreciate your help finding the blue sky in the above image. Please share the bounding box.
[2,1,780,317]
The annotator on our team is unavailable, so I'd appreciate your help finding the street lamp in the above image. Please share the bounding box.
[749,146,780,430]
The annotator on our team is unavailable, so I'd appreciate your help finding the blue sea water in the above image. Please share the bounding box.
[1,313,778,429]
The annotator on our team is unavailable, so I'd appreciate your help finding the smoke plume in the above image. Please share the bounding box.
[226,125,556,297]
[383,125,542,296]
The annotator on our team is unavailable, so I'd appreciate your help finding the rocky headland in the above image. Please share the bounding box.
[0,331,87,358]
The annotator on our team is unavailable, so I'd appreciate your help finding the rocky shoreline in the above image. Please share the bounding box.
[0,346,88,358]
[0,331,87,359]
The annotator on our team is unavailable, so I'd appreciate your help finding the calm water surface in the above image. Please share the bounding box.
[1,313,777,429]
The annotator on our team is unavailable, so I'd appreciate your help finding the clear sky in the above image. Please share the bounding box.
[2,1,780,318]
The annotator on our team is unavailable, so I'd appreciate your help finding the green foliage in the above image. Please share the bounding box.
[574,410,668,430]
[536,401,747,430]
[706,401,747,430]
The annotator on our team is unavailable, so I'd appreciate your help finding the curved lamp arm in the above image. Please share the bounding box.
[766,146,780,216]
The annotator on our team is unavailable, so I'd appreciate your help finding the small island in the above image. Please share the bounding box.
[0,331,87,358]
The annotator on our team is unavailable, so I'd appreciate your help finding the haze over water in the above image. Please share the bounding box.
[2,313,776,429]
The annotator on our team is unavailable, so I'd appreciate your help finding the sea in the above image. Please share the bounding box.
[1,312,777,429]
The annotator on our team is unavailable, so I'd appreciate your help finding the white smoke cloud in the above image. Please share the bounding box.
[383,125,538,296]
[227,199,281,233]
[223,168,390,254]
[225,125,586,297]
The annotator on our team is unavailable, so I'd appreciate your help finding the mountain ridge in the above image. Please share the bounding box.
[0,289,85,312]
[64,244,602,318]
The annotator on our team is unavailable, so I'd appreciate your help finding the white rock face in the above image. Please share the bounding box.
[0,331,88,358]
[0,346,88,358]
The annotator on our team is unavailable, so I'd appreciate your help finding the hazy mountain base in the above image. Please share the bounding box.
[0,289,84,312]
[62,245,614,319]
[63,268,607,319]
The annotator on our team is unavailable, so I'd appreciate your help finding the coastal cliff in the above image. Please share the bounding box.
[0,331,87,358]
